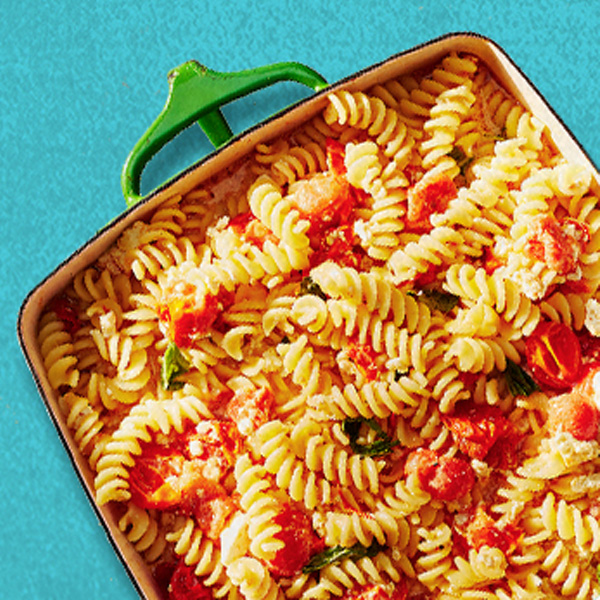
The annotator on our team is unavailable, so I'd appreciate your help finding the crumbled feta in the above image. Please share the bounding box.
[585,298,600,337]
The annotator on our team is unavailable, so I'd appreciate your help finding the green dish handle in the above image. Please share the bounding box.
[121,60,329,207]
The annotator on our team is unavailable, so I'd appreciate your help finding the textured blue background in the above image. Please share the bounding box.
[3,1,600,598]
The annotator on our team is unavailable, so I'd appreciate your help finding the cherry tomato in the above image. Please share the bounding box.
[310,225,363,269]
[406,172,457,232]
[525,321,582,390]
[267,504,324,577]
[347,341,381,382]
[129,444,184,510]
[159,293,220,348]
[464,505,522,555]
[226,387,274,436]
[168,561,212,600]
[49,295,81,335]
[326,137,346,176]
[443,403,510,461]
[345,583,408,600]
[547,366,600,441]
[525,215,589,276]
[229,211,277,249]
[404,448,475,502]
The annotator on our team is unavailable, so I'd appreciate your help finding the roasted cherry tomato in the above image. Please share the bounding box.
[547,365,600,441]
[168,560,212,600]
[226,387,274,436]
[525,215,589,276]
[129,444,184,510]
[406,172,457,232]
[443,403,510,461]
[525,321,582,390]
[267,504,324,578]
[344,583,408,600]
[464,505,522,555]
[49,294,82,335]
[404,448,475,502]
[347,341,381,382]
[228,211,277,249]
[326,137,347,177]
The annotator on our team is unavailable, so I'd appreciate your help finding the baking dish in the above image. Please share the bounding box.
[18,32,600,599]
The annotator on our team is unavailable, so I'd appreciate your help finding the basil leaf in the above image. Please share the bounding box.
[302,542,385,573]
[505,359,539,397]
[161,342,190,390]
[408,289,460,313]
[448,146,474,176]
[342,418,399,457]
[300,276,327,301]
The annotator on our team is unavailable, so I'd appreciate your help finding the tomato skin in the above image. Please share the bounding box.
[345,583,408,600]
[267,505,324,578]
[443,403,510,461]
[525,321,582,390]
[310,225,363,270]
[49,295,82,335]
[464,505,522,555]
[129,444,184,510]
[547,367,600,441]
[229,212,277,249]
[326,138,346,176]
[168,561,212,600]
[525,215,589,276]
[347,341,381,382]
[404,448,475,502]
[226,387,274,436]
[406,173,457,232]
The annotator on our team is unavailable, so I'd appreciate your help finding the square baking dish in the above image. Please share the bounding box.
[18,32,600,599]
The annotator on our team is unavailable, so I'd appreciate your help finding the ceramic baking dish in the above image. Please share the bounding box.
[18,32,600,599]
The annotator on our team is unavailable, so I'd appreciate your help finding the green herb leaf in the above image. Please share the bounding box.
[408,289,460,313]
[300,276,327,301]
[161,342,190,390]
[448,146,474,176]
[342,417,399,457]
[505,359,539,397]
[302,542,385,573]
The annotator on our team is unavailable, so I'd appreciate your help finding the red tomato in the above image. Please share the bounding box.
[267,504,324,577]
[226,387,274,435]
[49,295,81,335]
[464,505,522,555]
[345,583,408,600]
[404,448,475,502]
[326,138,346,176]
[185,421,243,470]
[525,321,582,390]
[229,212,277,249]
[547,367,600,441]
[347,341,381,382]
[525,215,589,276]
[288,171,354,238]
[406,173,457,232]
[159,293,221,348]
[310,225,364,269]
[129,444,185,510]
[168,561,212,600]
[443,403,510,461]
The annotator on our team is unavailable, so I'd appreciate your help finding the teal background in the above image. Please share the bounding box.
[3,1,600,598]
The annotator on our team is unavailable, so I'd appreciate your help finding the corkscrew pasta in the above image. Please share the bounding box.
[38,50,600,599]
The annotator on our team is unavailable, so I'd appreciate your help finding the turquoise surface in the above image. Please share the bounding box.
[3,1,600,598]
